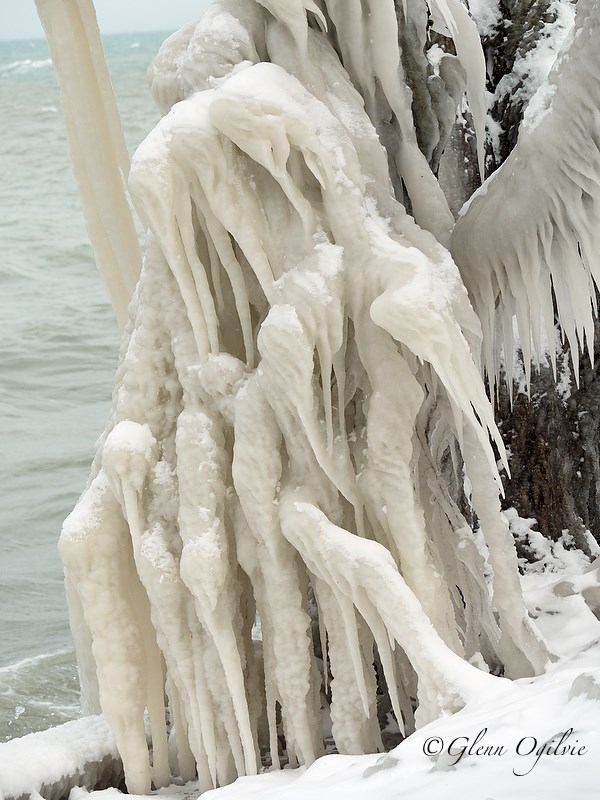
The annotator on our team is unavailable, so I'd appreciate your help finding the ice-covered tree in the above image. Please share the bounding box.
[35,0,600,793]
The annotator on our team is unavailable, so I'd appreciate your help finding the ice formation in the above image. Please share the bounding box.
[35,0,141,330]
[35,0,592,794]
[452,0,600,390]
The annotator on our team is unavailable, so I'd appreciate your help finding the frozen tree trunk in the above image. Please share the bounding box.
[38,0,600,794]
[486,0,557,166]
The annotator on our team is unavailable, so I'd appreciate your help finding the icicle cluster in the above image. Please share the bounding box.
[452,0,600,391]
[46,0,556,793]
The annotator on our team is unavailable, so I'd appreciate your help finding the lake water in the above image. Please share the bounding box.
[0,30,169,741]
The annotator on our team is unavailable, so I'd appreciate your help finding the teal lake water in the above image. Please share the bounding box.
[0,31,169,740]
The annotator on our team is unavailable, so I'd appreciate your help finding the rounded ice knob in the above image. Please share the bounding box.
[102,421,158,494]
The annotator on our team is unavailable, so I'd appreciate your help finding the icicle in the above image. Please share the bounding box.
[257,0,327,55]
[312,578,382,754]
[322,0,455,243]
[452,0,600,388]
[194,196,255,366]
[167,678,197,783]
[425,0,487,179]
[351,586,406,736]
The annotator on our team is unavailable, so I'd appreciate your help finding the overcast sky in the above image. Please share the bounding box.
[0,1,212,41]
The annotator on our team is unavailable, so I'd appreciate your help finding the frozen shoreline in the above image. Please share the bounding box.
[3,654,600,800]
[0,715,123,800]
[2,562,600,800]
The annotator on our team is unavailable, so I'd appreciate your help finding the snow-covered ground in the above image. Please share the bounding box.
[3,534,599,800]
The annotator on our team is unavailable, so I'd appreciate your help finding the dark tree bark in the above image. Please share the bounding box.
[469,0,600,550]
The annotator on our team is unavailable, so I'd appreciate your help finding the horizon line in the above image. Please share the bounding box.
[0,26,186,44]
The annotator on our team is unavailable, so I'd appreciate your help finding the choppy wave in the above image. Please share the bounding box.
[0,650,82,742]
[1,57,52,75]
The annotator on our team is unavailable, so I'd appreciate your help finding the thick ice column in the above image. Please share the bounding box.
[35,0,142,329]
[354,317,461,649]
[176,406,259,779]
[60,473,153,795]
[232,375,323,766]
[461,427,550,677]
